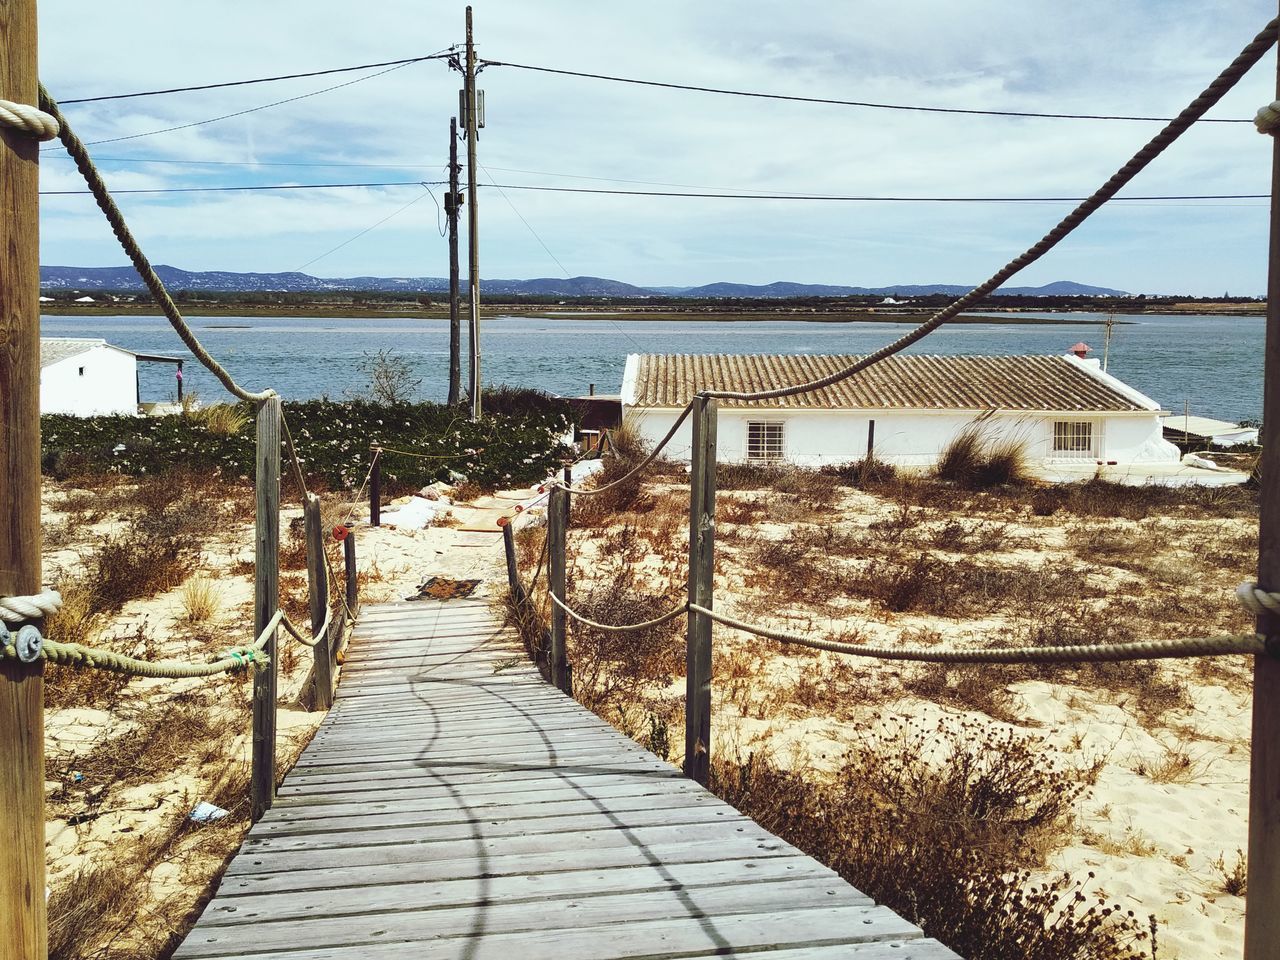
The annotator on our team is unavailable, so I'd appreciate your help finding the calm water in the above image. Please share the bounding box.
[41,312,1265,424]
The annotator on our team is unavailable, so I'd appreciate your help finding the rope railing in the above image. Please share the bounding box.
[690,604,1270,663]
[549,591,689,634]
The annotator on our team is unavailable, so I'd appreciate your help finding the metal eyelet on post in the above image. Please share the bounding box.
[15,625,43,664]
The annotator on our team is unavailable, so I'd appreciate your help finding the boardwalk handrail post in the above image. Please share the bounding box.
[369,445,382,527]
[0,0,49,952]
[1246,16,1280,957]
[502,522,525,605]
[685,394,717,786]
[549,486,572,693]
[304,492,333,710]
[251,396,282,821]
[343,523,359,617]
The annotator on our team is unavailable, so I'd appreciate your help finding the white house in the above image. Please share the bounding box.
[41,338,185,416]
[620,352,1186,474]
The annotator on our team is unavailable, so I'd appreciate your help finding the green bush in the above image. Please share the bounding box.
[41,388,573,493]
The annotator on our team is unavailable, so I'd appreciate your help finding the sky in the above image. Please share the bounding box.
[31,1,1280,296]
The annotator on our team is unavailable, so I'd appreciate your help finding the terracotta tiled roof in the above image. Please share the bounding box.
[626,354,1154,412]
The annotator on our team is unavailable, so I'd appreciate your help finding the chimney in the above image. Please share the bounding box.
[1069,342,1091,359]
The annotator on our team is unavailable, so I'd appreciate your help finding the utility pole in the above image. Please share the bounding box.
[446,117,462,408]
[0,0,49,954]
[464,5,482,421]
[1245,10,1280,958]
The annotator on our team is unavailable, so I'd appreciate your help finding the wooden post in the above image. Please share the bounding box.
[563,464,572,524]
[0,0,48,952]
[343,524,358,617]
[684,395,717,786]
[369,447,381,527]
[548,486,571,693]
[502,522,525,604]
[304,493,333,711]
[446,117,462,408]
[1246,20,1280,957]
[251,397,281,821]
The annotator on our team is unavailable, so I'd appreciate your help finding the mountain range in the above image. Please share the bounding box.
[38,265,1130,299]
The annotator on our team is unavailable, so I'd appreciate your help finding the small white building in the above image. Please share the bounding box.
[41,338,184,416]
[620,352,1184,472]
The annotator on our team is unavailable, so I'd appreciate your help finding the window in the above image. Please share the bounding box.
[747,421,785,462]
[1052,420,1094,456]
[78,366,85,377]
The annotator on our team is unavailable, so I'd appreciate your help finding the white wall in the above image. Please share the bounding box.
[624,406,1180,467]
[40,346,137,416]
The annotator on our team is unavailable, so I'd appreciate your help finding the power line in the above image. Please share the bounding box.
[478,183,1270,203]
[479,58,1254,124]
[39,179,1264,202]
[41,181,445,195]
[46,155,433,170]
[58,53,456,105]
[45,60,425,149]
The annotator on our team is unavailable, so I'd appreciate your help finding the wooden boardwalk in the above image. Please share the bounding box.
[176,598,958,959]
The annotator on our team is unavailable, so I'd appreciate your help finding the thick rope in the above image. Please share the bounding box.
[280,609,327,649]
[699,17,1280,405]
[0,98,59,140]
[691,604,1268,663]
[1238,581,1280,617]
[1256,100,1280,134]
[549,590,689,633]
[38,85,274,404]
[554,401,694,496]
[0,589,63,625]
[1,628,266,677]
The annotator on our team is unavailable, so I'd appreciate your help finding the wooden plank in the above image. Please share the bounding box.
[178,881,894,957]
[176,904,928,959]
[200,856,852,927]
[230,818,785,876]
[219,835,798,892]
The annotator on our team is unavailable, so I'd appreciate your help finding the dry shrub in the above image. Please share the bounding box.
[189,402,251,437]
[712,717,1151,960]
[42,622,146,710]
[573,431,655,524]
[564,526,683,712]
[902,662,1018,721]
[89,530,196,613]
[45,579,99,645]
[821,456,898,487]
[934,426,1030,489]
[279,517,310,570]
[180,578,218,624]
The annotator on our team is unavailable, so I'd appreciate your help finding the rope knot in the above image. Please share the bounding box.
[1237,581,1280,617]
[0,98,60,141]
[1256,101,1280,135]
[0,589,63,626]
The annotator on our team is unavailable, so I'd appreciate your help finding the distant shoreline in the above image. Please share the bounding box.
[39,302,1260,323]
